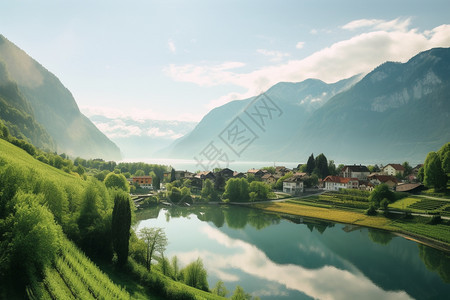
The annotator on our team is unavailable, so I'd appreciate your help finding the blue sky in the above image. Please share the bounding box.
[1,0,450,129]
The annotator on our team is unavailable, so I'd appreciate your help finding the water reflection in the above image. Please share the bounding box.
[136,206,450,299]
[419,244,450,283]
[176,224,411,300]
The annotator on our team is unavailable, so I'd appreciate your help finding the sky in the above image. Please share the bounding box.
[1,0,450,133]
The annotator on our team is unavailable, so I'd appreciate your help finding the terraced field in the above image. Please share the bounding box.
[28,238,130,300]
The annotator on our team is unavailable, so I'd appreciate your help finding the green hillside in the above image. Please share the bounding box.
[0,34,121,160]
[0,139,225,299]
[0,62,55,150]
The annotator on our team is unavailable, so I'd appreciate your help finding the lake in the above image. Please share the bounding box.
[136,205,450,300]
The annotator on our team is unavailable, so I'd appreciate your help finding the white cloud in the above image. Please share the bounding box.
[342,18,411,32]
[168,39,176,53]
[296,41,305,49]
[164,21,450,111]
[81,105,202,122]
[257,49,290,62]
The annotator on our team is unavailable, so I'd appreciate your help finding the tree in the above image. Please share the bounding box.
[112,191,131,266]
[135,169,145,176]
[212,280,229,297]
[104,172,129,192]
[182,258,209,291]
[138,227,168,271]
[153,175,161,191]
[423,152,447,191]
[223,178,249,202]
[1,192,61,282]
[170,168,176,182]
[171,255,180,280]
[274,172,293,190]
[214,172,225,191]
[159,253,172,276]
[261,166,275,174]
[369,184,394,207]
[249,181,270,201]
[328,160,337,176]
[402,161,413,177]
[438,142,450,174]
[231,285,251,300]
[201,179,218,202]
[314,153,329,179]
[306,153,315,174]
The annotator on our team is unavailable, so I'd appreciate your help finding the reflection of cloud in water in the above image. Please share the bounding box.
[175,224,412,300]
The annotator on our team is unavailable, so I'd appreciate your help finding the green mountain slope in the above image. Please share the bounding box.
[0,62,55,150]
[0,35,121,160]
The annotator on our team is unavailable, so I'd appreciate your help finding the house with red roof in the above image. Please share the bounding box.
[367,174,398,189]
[383,164,405,177]
[323,176,359,191]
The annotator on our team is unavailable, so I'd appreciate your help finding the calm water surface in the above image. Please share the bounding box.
[136,206,450,300]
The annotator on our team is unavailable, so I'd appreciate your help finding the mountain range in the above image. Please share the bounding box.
[163,47,450,165]
[0,35,121,160]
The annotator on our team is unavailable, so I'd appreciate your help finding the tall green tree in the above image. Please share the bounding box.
[306,153,315,175]
[112,191,131,266]
[153,175,161,190]
[314,153,329,179]
[438,142,450,174]
[138,227,168,271]
[171,255,180,280]
[182,258,209,291]
[170,168,176,182]
[424,152,447,191]
[212,280,229,297]
[402,161,413,177]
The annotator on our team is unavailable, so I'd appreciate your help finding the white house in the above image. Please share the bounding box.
[323,176,359,191]
[283,176,304,195]
[383,164,405,176]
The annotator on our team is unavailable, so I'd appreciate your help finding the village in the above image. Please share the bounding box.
[128,162,425,197]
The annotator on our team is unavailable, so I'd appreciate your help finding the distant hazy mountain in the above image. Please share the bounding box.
[287,47,450,164]
[163,47,450,165]
[161,75,361,162]
[0,35,121,160]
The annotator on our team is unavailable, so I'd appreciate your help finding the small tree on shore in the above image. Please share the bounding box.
[138,227,168,271]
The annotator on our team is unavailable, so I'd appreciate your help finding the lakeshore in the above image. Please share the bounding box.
[251,201,450,252]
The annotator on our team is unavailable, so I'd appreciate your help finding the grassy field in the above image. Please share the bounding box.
[254,202,396,230]
[255,201,450,249]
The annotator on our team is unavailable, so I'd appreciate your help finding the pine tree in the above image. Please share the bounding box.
[306,153,315,175]
[112,192,131,266]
